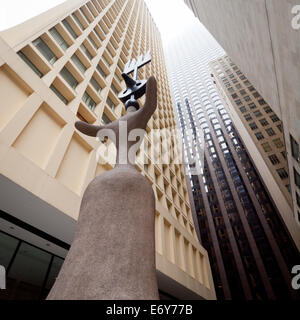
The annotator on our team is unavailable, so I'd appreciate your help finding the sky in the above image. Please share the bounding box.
[144,0,198,44]
[0,0,66,31]
[0,0,197,44]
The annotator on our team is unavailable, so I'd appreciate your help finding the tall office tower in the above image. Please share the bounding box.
[210,55,300,250]
[0,0,215,300]
[185,0,300,227]
[165,21,300,300]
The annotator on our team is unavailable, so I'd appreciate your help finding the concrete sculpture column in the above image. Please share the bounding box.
[47,76,159,300]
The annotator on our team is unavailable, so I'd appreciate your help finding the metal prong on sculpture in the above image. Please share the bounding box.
[122,73,136,88]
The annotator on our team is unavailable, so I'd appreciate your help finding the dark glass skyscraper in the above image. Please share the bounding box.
[165,21,300,300]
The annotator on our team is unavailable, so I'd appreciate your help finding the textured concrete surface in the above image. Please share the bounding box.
[47,77,159,300]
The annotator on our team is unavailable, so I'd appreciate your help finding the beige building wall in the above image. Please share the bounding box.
[185,0,300,229]
[211,55,300,251]
[0,0,215,299]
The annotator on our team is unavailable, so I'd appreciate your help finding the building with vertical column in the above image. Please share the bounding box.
[0,0,215,300]
[210,55,300,250]
[165,20,300,300]
[184,0,300,227]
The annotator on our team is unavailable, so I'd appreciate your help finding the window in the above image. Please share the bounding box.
[0,231,64,300]
[17,51,43,77]
[255,132,264,141]
[253,92,260,98]
[107,46,115,59]
[94,27,104,42]
[259,118,269,126]
[277,168,288,180]
[273,138,284,148]
[240,90,247,96]
[107,97,116,111]
[80,44,92,60]
[240,106,247,113]
[266,128,275,136]
[264,106,272,114]
[244,114,253,121]
[50,84,68,104]
[102,113,111,124]
[235,99,242,106]
[102,55,111,68]
[262,142,272,152]
[269,154,280,165]
[277,124,283,132]
[97,64,107,78]
[254,110,263,117]
[258,99,266,105]
[225,200,235,210]
[249,122,258,130]
[249,103,256,109]
[72,13,84,30]
[71,54,87,74]
[111,83,119,96]
[60,67,78,89]
[294,168,300,188]
[0,232,19,269]
[88,35,98,49]
[248,86,255,92]
[232,93,238,99]
[244,96,251,102]
[291,135,300,162]
[49,27,69,51]
[80,7,92,23]
[90,77,102,94]
[62,19,78,39]
[32,38,58,65]
[82,91,96,110]
[270,114,280,123]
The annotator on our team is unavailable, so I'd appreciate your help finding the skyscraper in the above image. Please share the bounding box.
[165,21,300,300]
[210,55,300,250]
[0,0,215,300]
[185,0,300,228]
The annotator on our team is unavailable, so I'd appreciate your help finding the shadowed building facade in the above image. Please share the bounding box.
[165,21,300,300]
[210,56,300,251]
[0,0,215,300]
[185,0,300,232]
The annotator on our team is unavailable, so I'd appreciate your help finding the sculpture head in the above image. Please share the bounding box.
[75,76,157,167]
[75,76,157,138]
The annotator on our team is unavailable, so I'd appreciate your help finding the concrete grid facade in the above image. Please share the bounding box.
[185,0,300,227]
[210,55,300,250]
[165,21,300,300]
[0,0,215,300]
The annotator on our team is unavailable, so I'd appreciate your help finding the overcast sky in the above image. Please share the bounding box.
[144,0,197,44]
[0,0,66,31]
[0,0,197,44]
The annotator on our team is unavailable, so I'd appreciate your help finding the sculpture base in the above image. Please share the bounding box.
[47,165,159,300]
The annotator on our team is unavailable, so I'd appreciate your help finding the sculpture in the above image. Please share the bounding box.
[47,52,159,300]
